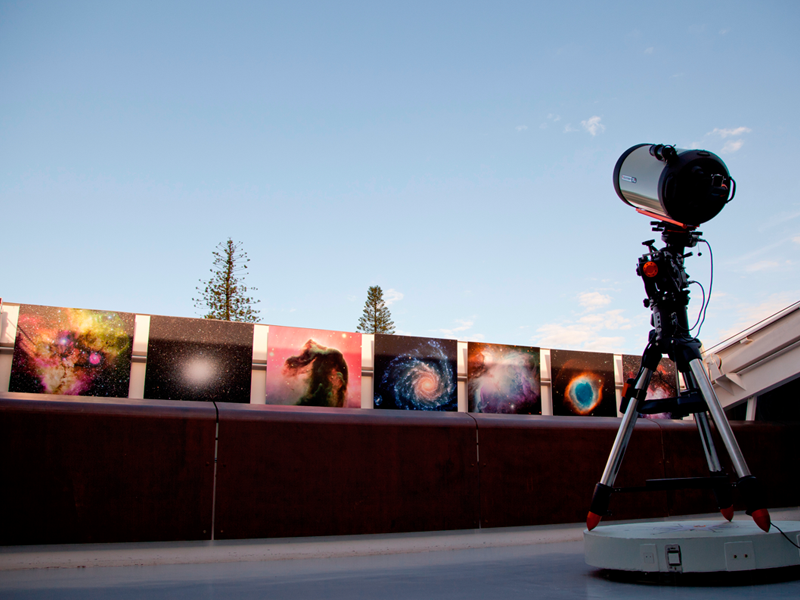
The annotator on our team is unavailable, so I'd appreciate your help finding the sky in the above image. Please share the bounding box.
[1,0,799,355]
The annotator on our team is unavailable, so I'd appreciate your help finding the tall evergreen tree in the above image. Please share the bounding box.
[357,285,395,334]
[193,239,261,322]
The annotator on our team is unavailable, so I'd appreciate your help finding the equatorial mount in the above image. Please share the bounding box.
[586,220,771,533]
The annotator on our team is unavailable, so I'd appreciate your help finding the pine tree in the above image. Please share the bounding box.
[193,239,261,322]
[356,285,395,334]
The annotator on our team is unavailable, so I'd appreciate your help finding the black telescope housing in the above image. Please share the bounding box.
[614,144,735,226]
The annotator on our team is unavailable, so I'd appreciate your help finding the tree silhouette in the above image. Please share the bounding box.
[357,285,395,334]
[193,239,261,322]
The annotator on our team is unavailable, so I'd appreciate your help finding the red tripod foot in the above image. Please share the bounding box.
[586,512,603,531]
[720,506,734,521]
[752,508,771,532]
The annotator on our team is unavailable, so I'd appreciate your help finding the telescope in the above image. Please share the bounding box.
[588,144,771,534]
[614,144,735,227]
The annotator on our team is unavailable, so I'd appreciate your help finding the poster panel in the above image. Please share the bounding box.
[144,315,253,403]
[622,354,678,419]
[9,304,134,397]
[467,342,541,414]
[551,349,616,417]
[374,334,457,411]
[265,325,361,408]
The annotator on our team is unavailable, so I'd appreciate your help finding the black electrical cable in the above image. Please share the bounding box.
[693,238,714,337]
[771,522,800,549]
[687,280,706,332]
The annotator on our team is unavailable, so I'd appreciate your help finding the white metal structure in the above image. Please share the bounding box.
[703,301,800,418]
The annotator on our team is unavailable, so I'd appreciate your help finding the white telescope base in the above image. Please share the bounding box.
[585,520,800,573]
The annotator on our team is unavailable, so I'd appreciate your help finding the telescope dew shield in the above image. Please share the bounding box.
[614,144,735,226]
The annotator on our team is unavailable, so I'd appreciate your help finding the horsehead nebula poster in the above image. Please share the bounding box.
[9,304,134,397]
[144,315,253,403]
[550,349,616,417]
[467,342,541,414]
[374,334,457,411]
[265,326,361,408]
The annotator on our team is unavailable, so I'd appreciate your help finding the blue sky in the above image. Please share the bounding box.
[2,0,798,354]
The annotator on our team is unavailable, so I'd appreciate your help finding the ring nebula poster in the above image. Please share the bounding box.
[374,334,457,411]
[144,316,253,403]
[9,304,134,397]
[551,349,616,417]
[467,342,541,414]
[265,326,362,408]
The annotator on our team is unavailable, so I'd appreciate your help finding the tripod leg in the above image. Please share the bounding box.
[587,366,653,530]
[694,411,734,521]
[689,359,771,531]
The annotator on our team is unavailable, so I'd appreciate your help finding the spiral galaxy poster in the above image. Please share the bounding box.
[467,342,541,414]
[622,354,678,419]
[265,325,361,408]
[144,316,253,403]
[551,349,616,417]
[9,304,134,397]
[374,334,457,411]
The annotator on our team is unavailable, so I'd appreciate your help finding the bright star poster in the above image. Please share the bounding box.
[143,315,253,403]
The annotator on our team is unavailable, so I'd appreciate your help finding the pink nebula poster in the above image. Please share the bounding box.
[9,304,134,397]
[265,326,361,408]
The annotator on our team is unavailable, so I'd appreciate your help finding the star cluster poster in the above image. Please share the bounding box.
[622,354,678,419]
[467,342,541,414]
[374,334,457,411]
[551,349,616,417]
[9,304,134,397]
[265,326,361,408]
[144,316,253,403]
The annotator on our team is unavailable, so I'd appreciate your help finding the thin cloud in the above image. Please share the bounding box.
[708,127,752,138]
[644,47,654,54]
[564,123,579,133]
[716,293,800,341]
[436,317,477,339]
[581,116,605,136]
[383,289,404,306]
[516,125,528,132]
[721,139,745,154]
[578,291,612,311]
[533,308,634,352]
[744,260,780,273]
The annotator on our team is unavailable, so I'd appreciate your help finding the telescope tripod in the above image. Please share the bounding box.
[586,223,771,532]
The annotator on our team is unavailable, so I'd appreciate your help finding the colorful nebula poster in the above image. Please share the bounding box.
[265,326,361,408]
[622,354,678,419]
[374,334,457,411]
[144,316,253,403]
[9,304,134,397]
[467,342,541,414]
[551,349,616,417]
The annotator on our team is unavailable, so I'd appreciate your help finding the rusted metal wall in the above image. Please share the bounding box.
[1,393,797,546]
[0,394,216,545]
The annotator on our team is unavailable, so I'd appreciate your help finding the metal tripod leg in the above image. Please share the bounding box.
[688,358,771,531]
[586,367,652,530]
[694,411,734,520]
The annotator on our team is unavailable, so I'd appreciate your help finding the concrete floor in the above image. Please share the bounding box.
[2,509,800,599]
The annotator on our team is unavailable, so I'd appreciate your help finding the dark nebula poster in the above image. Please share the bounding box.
[622,354,678,419]
[467,342,541,414]
[373,334,457,411]
[551,349,616,417]
[265,325,361,408]
[144,316,253,403]
[9,304,134,397]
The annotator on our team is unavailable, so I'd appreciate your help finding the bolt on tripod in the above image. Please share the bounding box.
[586,222,771,532]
